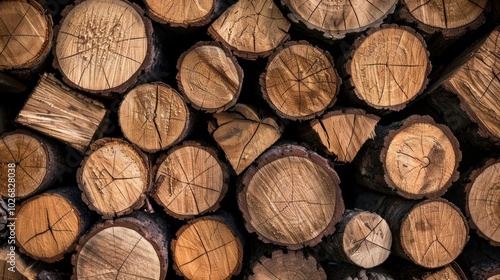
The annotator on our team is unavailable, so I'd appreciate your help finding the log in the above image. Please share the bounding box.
[327,264,395,280]
[346,25,431,111]
[208,104,283,175]
[238,144,344,249]
[390,259,467,280]
[0,246,49,280]
[171,214,243,280]
[305,108,380,162]
[15,73,108,153]
[76,138,151,219]
[457,234,500,280]
[248,250,326,280]
[355,115,461,199]
[208,0,291,60]
[0,0,53,79]
[0,130,63,199]
[16,187,90,263]
[72,211,169,279]
[53,0,153,95]
[316,210,392,269]
[279,0,398,40]
[176,41,243,113]
[260,41,341,120]
[0,72,28,94]
[151,141,229,219]
[399,0,488,37]
[144,0,216,28]
[356,192,469,268]
[118,82,191,153]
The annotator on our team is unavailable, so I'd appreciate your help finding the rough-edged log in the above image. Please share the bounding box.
[151,141,229,219]
[326,264,395,280]
[208,104,283,175]
[355,115,461,199]
[144,0,217,28]
[457,235,500,280]
[239,144,344,249]
[76,138,151,219]
[260,41,341,120]
[15,73,108,153]
[0,246,50,280]
[390,259,467,280]
[347,25,431,111]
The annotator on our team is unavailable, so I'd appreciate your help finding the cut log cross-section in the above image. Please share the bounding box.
[261,41,341,120]
[209,104,283,175]
[144,0,216,27]
[347,25,431,111]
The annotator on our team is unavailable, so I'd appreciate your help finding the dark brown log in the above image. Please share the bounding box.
[326,264,395,280]
[457,234,500,280]
[15,74,108,153]
[238,144,344,249]
[355,115,461,199]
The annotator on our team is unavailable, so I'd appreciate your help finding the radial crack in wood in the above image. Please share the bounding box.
[144,0,215,27]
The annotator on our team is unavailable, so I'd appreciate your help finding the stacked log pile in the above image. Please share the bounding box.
[0,0,498,279]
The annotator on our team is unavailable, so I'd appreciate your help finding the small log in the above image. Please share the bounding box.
[316,210,392,269]
[15,73,108,153]
[118,82,191,153]
[171,214,243,280]
[327,264,395,280]
[54,0,153,95]
[390,259,467,280]
[16,187,90,263]
[248,250,326,280]
[0,0,53,79]
[0,130,63,199]
[76,138,151,219]
[208,0,291,60]
[0,246,49,280]
[306,108,380,162]
[151,141,229,219]
[208,104,283,175]
[144,0,216,28]
[355,115,461,199]
[399,0,488,37]
[238,144,344,249]
[177,41,243,113]
[279,0,398,40]
[347,25,431,111]
[72,211,169,280]
[356,193,469,269]
[260,41,341,120]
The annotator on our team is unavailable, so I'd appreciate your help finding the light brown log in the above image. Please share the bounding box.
[0,246,50,280]
[177,41,243,113]
[208,0,291,60]
[347,25,431,111]
[391,260,467,280]
[260,41,341,120]
[76,138,150,219]
[239,144,344,249]
[15,74,108,153]
[118,82,191,153]
[356,115,461,199]
[144,0,215,27]
[208,104,283,175]
[152,141,229,219]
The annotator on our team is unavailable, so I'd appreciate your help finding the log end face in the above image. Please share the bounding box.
[144,0,215,27]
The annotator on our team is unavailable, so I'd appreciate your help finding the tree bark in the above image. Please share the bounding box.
[355,115,461,199]
[238,144,344,249]
[15,73,108,153]
[457,234,500,280]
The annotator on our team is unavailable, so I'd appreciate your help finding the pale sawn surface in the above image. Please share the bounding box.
[145,0,214,26]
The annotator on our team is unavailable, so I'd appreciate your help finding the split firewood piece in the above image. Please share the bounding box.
[16,187,90,263]
[0,130,63,199]
[77,138,150,219]
[144,0,216,27]
[356,193,469,269]
[152,142,229,219]
[347,25,431,111]
[356,115,461,199]
[307,109,380,162]
[239,144,344,249]
[54,0,153,95]
[248,250,326,280]
[171,214,243,280]
[279,0,397,40]
[0,0,52,78]
[72,211,169,279]
[399,0,488,37]
[208,104,283,175]
[317,210,392,269]
[465,159,500,246]
[118,82,191,153]
[15,74,107,153]
[208,0,291,60]
[261,41,341,120]
[177,41,243,113]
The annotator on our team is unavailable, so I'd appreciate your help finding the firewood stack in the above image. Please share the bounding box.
[0,0,498,279]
